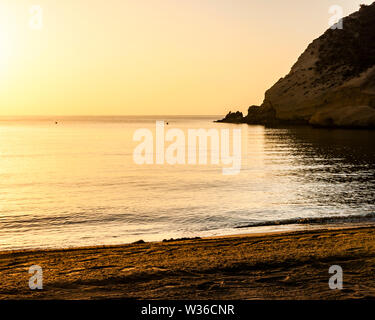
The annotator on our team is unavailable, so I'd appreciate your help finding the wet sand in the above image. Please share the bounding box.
[1,226,375,300]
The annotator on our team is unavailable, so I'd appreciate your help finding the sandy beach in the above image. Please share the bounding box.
[1,226,375,300]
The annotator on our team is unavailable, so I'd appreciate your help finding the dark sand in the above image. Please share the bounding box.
[1,226,375,300]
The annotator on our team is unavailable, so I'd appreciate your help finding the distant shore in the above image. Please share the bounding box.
[1,226,375,300]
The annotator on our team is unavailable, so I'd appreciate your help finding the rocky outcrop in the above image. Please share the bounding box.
[217,111,244,123]
[218,3,375,128]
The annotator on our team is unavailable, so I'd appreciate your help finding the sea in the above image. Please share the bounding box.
[0,116,374,250]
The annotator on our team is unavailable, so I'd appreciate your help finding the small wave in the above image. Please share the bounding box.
[235,212,375,229]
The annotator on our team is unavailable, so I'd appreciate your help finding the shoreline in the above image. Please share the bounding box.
[1,225,375,299]
[3,220,375,253]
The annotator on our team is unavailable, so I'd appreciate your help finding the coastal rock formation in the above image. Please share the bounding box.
[218,3,375,128]
[219,111,244,123]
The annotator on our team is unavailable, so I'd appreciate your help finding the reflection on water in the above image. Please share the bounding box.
[264,127,375,205]
[0,117,374,250]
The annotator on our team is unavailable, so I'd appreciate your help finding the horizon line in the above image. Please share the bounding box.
[0,114,223,118]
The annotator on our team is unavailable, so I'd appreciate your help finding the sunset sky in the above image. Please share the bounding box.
[0,0,372,116]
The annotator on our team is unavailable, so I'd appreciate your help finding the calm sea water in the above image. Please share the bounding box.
[0,116,374,250]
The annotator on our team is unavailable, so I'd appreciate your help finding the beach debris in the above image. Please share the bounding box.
[132,239,145,244]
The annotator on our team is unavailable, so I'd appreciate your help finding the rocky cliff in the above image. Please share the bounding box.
[218,3,375,128]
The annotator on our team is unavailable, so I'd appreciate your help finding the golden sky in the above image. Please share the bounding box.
[0,0,372,116]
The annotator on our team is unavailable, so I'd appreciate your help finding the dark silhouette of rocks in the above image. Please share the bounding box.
[217,111,244,123]
[218,3,375,128]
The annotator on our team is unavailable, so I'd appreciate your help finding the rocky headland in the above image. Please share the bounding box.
[218,3,375,128]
